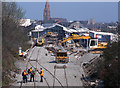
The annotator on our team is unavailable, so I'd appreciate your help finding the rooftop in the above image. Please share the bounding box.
[32,23,89,33]
[90,31,114,35]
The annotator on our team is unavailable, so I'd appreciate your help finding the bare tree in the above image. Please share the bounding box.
[2,2,28,86]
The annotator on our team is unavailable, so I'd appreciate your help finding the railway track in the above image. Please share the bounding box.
[19,47,37,88]
[64,67,68,88]
[30,47,63,88]
[53,65,68,88]
[19,46,69,88]
[23,47,50,88]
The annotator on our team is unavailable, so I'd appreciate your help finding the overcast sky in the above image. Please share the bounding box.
[17,2,118,23]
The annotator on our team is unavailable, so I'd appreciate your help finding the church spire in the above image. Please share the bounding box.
[45,0,49,8]
[43,0,50,23]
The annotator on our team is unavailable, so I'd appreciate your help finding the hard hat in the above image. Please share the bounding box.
[24,70,26,72]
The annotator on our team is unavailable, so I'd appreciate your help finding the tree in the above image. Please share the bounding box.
[98,41,120,87]
[2,2,28,86]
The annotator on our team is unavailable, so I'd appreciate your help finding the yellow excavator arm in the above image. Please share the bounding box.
[61,37,72,43]
[61,34,91,43]
[58,34,91,45]
[59,34,108,54]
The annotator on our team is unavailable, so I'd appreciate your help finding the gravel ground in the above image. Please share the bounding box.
[11,46,99,87]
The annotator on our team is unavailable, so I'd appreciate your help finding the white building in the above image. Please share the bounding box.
[35,25,44,30]
[89,31,118,42]
[19,19,31,27]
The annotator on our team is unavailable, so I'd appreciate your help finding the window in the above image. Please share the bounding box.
[90,41,96,46]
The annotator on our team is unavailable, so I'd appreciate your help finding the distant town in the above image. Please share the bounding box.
[2,1,119,88]
[19,1,118,40]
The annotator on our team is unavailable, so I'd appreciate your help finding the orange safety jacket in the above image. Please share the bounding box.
[24,72,27,75]
[40,70,44,76]
[29,69,32,73]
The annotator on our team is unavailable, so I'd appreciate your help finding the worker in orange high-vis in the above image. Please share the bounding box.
[22,70,28,83]
[30,69,35,82]
[39,68,44,82]
[28,67,32,80]
[28,67,32,74]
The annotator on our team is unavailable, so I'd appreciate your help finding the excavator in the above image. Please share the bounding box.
[58,34,107,53]
[61,34,91,43]
[58,34,90,46]
[88,39,107,53]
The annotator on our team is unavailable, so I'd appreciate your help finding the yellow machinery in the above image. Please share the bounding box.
[36,37,44,46]
[89,39,107,49]
[56,46,69,63]
[47,32,52,36]
[59,34,107,53]
[88,39,107,53]
[58,34,91,45]
[61,34,91,43]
